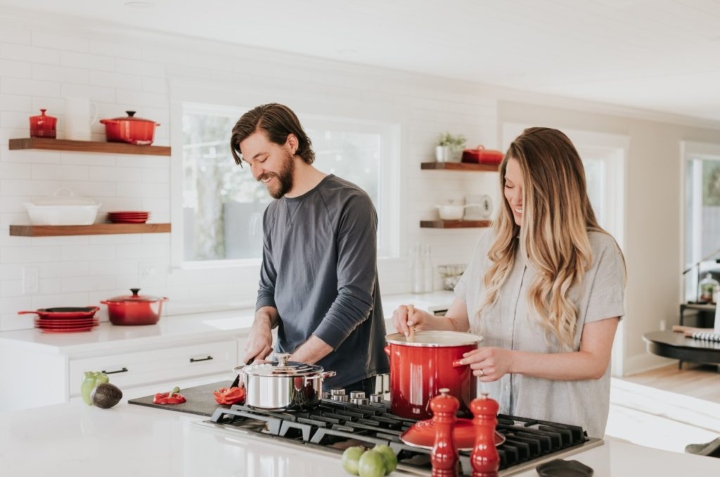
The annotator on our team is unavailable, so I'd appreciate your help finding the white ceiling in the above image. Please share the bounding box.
[2,0,720,123]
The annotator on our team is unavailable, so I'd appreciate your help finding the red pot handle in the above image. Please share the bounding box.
[452,359,467,368]
[17,310,40,315]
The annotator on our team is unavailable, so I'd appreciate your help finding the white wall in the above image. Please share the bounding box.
[2,10,720,376]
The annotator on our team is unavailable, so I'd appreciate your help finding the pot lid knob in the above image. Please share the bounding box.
[130,288,140,296]
[126,111,136,117]
[275,353,291,366]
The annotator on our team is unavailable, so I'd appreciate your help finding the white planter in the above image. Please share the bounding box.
[435,145,462,163]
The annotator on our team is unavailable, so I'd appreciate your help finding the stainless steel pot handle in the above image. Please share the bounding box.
[321,371,336,379]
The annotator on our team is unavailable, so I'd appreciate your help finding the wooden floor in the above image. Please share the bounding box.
[619,363,720,404]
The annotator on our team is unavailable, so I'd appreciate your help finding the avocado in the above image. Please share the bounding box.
[91,383,123,409]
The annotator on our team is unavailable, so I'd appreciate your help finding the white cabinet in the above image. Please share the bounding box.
[0,311,254,412]
[67,340,238,397]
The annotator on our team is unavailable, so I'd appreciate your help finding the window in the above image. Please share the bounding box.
[682,142,720,302]
[180,103,398,265]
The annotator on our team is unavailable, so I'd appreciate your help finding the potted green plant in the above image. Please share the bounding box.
[435,132,466,162]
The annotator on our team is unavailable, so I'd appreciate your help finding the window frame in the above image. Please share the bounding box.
[681,141,720,302]
[170,101,401,271]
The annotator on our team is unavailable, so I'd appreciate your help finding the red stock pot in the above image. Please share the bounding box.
[101,288,167,326]
[385,331,482,419]
[100,111,159,145]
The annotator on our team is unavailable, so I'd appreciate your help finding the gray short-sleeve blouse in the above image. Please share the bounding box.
[455,229,625,438]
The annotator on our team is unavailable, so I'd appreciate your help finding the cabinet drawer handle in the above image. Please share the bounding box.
[101,367,128,375]
[190,355,214,363]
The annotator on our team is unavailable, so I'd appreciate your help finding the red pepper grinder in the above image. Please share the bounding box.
[430,388,459,477]
[29,109,57,138]
[470,393,500,477]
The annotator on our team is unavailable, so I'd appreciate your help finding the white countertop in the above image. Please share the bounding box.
[1,399,719,477]
[0,291,456,354]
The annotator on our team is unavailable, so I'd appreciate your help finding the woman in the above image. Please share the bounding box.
[394,127,626,438]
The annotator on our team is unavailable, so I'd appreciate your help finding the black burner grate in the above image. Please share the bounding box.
[208,399,591,476]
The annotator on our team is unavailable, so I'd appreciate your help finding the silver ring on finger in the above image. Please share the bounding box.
[478,369,485,377]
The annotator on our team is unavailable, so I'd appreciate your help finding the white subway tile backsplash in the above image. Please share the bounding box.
[60,51,115,72]
[60,83,116,103]
[115,58,166,78]
[0,245,63,263]
[32,64,89,84]
[0,77,60,97]
[88,166,144,182]
[31,164,89,181]
[32,31,89,53]
[0,279,21,297]
[116,182,169,198]
[1,43,60,65]
[0,93,32,112]
[61,275,116,293]
[61,244,116,261]
[0,59,32,79]
[89,70,143,91]
[0,25,32,45]
[0,15,504,330]
[0,162,32,180]
[1,179,63,196]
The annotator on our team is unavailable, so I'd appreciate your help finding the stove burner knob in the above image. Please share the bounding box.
[330,388,346,396]
[349,391,366,400]
[369,394,384,403]
[351,398,369,405]
[322,391,331,400]
[336,395,350,402]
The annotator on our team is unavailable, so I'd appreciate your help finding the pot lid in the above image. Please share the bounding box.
[104,288,162,303]
[400,417,505,451]
[29,188,98,206]
[240,353,324,377]
[103,111,158,124]
[385,330,483,347]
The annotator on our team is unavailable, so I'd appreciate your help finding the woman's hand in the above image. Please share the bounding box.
[459,347,515,381]
[392,304,431,336]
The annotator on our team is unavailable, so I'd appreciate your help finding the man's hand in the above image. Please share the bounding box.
[242,307,277,364]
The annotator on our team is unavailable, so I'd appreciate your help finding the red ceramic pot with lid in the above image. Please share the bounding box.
[101,288,168,325]
[385,330,483,419]
[100,111,160,145]
[29,109,57,138]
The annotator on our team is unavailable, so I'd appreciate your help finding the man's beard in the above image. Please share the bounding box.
[260,151,295,199]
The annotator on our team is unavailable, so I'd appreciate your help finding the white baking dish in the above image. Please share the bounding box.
[24,189,101,226]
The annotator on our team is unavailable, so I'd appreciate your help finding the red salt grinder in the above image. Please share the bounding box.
[430,388,459,477]
[470,393,500,477]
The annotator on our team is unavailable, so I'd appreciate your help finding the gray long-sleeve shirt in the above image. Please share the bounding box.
[256,175,389,388]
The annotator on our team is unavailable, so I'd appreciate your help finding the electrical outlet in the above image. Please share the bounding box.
[22,266,39,294]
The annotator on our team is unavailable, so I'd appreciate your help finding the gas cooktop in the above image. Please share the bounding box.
[195,398,603,476]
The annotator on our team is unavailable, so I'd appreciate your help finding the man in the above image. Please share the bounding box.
[230,103,389,394]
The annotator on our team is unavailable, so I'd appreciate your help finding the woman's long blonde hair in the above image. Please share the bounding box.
[480,127,604,349]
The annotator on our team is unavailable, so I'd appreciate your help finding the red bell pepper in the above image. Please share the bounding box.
[153,386,186,405]
[213,386,246,405]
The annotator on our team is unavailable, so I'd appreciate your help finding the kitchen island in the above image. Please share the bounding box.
[2,398,719,477]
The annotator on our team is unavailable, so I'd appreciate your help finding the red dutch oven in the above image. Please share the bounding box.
[101,288,168,326]
[100,111,160,145]
[385,331,482,419]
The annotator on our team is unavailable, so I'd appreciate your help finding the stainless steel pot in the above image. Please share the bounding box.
[233,353,336,411]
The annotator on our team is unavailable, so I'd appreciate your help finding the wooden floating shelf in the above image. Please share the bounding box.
[420,220,492,229]
[420,162,499,172]
[9,138,171,156]
[10,223,171,237]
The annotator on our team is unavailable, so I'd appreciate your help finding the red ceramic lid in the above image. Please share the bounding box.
[102,111,158,125]
[105,288,162,303]
[400,418,505,450]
